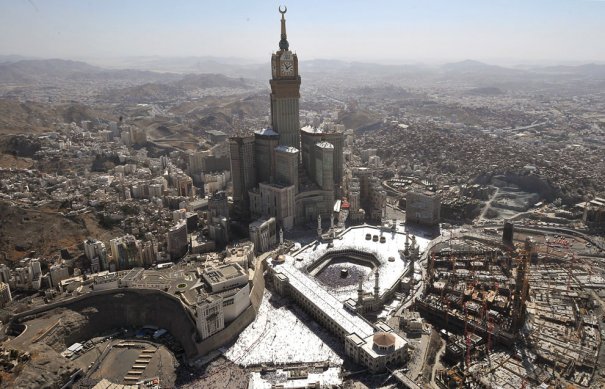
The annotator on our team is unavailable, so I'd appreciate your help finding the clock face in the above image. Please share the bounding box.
[280,61,294,76]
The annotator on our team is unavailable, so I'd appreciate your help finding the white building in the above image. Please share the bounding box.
[345,331,408,373]
[249,217,277,254]
[249,183,296,230]
[196,295,224,339]
[202,263,248,293]
[0,264,10,284]
[196,263,251,339]
[225,242,255,269]
[166,221,188,261]
[84,239,108,271]
[0,282,12,308]
[50,264,70,289]
[405,190,441,226]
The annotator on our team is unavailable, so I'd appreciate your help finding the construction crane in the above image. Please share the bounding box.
[428,252,436,284]
[487,316,494,362]
[480,297,494,369]
[464,301,472,369]
[567,252,576,291]
[512,252,530,332]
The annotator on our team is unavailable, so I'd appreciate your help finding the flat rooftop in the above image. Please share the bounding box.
[275,145,299,154]
[301,125,323,134]
[315,141,334,149]
[272,257,374,339]
[292,224,429,301]
[254,127,278,137]
[206,130,227,136]
[203,263,246,284]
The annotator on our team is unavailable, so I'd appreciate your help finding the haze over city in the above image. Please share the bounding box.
[1,0,605,65]
[0,2,605,389]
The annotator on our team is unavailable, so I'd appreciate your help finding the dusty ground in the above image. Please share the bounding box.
[3,308,85,389]
[0,201,85,261]
[0,201,121,263]
[87,341,176,387]
[0,99,111,136]
[0,154,34,169]
[5,306,178,388]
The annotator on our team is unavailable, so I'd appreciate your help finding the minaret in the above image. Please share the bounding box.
[411,235,418,260]
[374,272,380,299]
[279,228,284,245]
[317,214,322,239]
[357,275,364,305]
[404,232,410,256]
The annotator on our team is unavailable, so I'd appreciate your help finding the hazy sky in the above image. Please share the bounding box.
[1,0,604,64]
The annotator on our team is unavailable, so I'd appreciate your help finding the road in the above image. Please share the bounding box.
[478,186,500,221]
[496,120,549,133]
[430,339,446,387]
[476,222,605,251]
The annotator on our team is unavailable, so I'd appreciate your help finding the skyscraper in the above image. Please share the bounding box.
[301,125,345,192]
[228,7,344,228]
[229,135,256,217]
[270,7,301,149]
[254,128,279,184]
[314,142,334,191]
[275,145,299,191]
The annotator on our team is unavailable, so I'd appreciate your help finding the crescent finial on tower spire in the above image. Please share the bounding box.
[278,6,289,51]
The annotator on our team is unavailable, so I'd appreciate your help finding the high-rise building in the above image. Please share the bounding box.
[270,9,301,149]
[187,151,206,175]
[0,282,11,308]
[196,295,224,339]
[314,142,334,191]
[583,198,605,228]
[503,221,514,246]
[229,135,256,218]
[167,220,188,260]
[254,128,279,184]
[249,217,277,253]
[227,8,343,227]
[349,168,385,221]
[301,125,344,189]
[208,191,229,219]
[109,235,142,270]
[141,240,158,267]
[249,183,296,230]
[84,238,108,271]
[29,258,41,278]
[274,145,299,191]
[322,132,345,187]
[0,264,10,284]
[405,190,441,226]
[50,264,70,289]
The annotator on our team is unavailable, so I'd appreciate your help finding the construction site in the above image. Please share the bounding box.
[418,223,605,388]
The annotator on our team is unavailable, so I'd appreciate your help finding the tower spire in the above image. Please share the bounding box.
[279,6,289,51]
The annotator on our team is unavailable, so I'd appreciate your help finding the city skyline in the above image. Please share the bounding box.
[1,0,605,65]
[1,3,605,389]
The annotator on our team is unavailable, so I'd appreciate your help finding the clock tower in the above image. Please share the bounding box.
[270,7,301,150]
